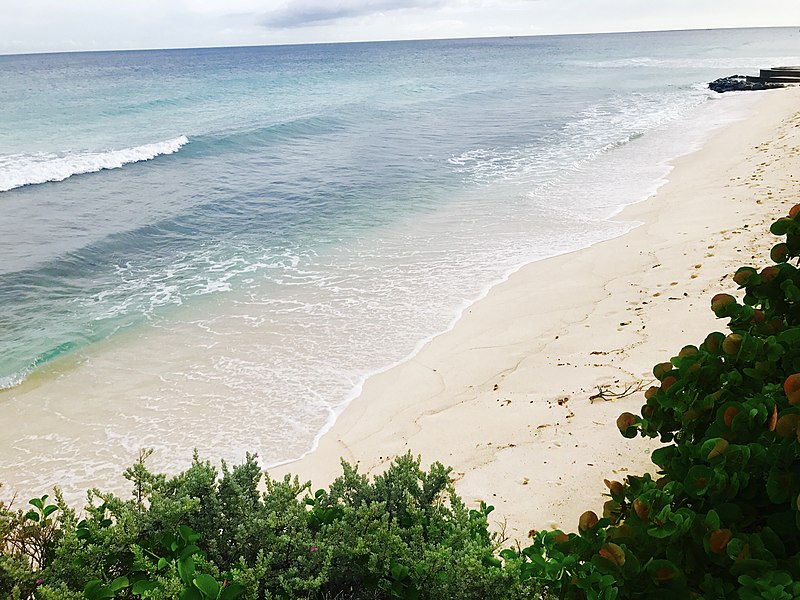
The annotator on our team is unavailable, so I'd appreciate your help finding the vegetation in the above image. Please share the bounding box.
[502,204,800,598]
[1,452,529,599]
[4,204,800,598]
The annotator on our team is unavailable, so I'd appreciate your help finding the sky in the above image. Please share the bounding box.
[2,0,800,54]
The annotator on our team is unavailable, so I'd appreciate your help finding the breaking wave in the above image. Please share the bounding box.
[0,136,189,192]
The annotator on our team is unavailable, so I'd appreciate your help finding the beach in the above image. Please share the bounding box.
[6,10,800,595]
[3,33,800,526]
[270,86,800,540]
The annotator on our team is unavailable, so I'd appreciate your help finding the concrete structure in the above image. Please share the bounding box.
[748,66,800,85]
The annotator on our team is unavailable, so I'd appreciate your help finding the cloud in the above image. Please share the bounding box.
[261,0,445,28]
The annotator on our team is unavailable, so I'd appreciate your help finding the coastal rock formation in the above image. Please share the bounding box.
[709,75,785,93]
[709,67,800,93]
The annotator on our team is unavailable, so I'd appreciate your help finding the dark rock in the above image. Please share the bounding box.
[709,75,785,93]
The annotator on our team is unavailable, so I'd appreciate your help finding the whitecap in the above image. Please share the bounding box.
[0,136,189,192]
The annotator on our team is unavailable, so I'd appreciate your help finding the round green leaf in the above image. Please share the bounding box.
[771,218,792,236]
[685,465,713,497]
[219,584,246,600]
[108,576,129,592]
[193,574,220,599]
[132,580,160,595]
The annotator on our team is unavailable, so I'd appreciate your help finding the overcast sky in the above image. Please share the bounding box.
[2,0,800,54]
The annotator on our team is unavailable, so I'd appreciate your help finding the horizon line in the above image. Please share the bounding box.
[2,24,798,58]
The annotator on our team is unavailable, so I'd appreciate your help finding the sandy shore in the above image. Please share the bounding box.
[271,86,800,541]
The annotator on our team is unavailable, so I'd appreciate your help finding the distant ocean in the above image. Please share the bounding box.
[1,28,799,495]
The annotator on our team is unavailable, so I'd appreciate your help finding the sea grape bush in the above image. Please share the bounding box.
[0,453,531,599]
[505,203,800,598]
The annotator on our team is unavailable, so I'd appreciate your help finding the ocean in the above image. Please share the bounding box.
[1,27,799,497]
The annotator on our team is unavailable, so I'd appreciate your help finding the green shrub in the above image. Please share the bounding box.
[509,203,800,598]
[1,452,531,599]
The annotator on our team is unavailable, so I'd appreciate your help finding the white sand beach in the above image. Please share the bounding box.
[271,87,800,540]
[3,86,800,545]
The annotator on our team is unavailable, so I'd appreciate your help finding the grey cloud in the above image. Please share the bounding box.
[261,0,445,28]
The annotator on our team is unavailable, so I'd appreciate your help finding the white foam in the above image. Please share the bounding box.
[0,136,189,192]
[268,91,762,472]
[447,90,709,185]
[568,56,800,70]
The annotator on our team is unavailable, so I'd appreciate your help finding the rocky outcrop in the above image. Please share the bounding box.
[708,76,785,93]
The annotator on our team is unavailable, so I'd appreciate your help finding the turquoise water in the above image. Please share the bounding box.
[1,28,799,488]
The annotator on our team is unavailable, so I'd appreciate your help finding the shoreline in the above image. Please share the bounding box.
[1,87,797,527]
[0,87,745,501]
[270,86,800,539]
[268,91,758,473]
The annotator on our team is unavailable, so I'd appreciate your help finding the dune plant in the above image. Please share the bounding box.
[507,203,800,598]
[1,452,529,599]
